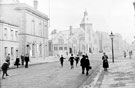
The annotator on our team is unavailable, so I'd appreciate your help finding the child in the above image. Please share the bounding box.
[1,60,9,79]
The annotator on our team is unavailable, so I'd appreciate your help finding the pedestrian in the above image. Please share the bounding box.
[21,54,25,65]
[102,53,109,71]
[129,51,132,59]
[75,55,80,67]
[124,51,126,58]
[1,60,9,79]
[6,54,10,67]
[25,54,29,68]
[68,54,74,69]
[59,55,65,67]
[80,55,90,75]
[14,57,20,68]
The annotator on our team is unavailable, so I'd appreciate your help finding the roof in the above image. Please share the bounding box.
[15,3,49,20]
[0,20,19,27]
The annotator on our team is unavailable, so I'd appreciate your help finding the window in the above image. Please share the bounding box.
[4,47,7,58]
[59,39,64,44]
[32,43,35,57]
[39,44,42,56]
[54,47,58,51]
[59,47,63,50]
[39,23,42,36]
[64,47,67,50]
[4,28,7,39]
[15,31,18,40]
[11,30,13,40]
[31,20,35,35]
[11,47,14,57]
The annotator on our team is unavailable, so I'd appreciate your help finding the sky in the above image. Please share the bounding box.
[20,0,135,44]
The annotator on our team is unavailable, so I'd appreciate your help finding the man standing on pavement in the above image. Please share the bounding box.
[69,54,74,69]
[59,55,65,67]
[80,55,90,75]
[102,53,109,71]
[21,54,25,65]
[25,54,29,68]
[75,55,80,67]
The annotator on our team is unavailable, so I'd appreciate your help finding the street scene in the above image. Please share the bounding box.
[0,0,135,88]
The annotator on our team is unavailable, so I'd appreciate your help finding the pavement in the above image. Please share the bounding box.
[1,56,59,70]
[96,57,135,88]
[80,56,135,88]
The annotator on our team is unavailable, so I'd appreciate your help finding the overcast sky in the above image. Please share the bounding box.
[20,0,135,44]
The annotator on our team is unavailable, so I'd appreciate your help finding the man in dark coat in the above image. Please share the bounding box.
[59,55,65,67]
[102,53,109,71]
[21,54,24,65]
[14,57,20,68]
[1,60,9,79]
[25,54,29,68]
[69,54,74,69]
[75,55,80,67]
[80,55,90,75]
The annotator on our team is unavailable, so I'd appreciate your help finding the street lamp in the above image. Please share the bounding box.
[110,32,114,63]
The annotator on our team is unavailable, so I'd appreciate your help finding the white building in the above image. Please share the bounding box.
[0,0,49,65]
[0,20,19,66]
[49,10,99,56]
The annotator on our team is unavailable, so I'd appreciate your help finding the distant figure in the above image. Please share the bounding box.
[25,54,29,68]
[75,55,80,67]
[1,60,9,79]
[59,55,65,67]
[69,54,74,69]
[102,53,109,71]
[6,54,10,67]
[14,57,20,68]
[21,54,25,65]
[124,51,126,58]
[129,51,132,59]
[80,55,90,75]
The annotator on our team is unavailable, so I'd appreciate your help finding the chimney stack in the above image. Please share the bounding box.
[70,26,72,35]
[33,0,38,9]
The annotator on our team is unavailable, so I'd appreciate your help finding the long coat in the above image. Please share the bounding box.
[102,55,109,68]
[69,56,74,65]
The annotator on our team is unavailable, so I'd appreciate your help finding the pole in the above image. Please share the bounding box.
[112,38,114,63]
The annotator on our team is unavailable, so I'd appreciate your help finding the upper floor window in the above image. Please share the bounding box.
[54,47,58,51]
[4,28,8,39]
[31,20,35,35]
[15,31,18,40]
[11,30,13,40]
[59,39,64,44]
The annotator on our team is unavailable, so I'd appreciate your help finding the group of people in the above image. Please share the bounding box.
[1,54,30,79]
[123,50,133,59]
[59,53,92,75]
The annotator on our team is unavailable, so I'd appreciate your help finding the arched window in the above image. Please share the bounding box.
[39,43,42,56]
[32,43,35,57]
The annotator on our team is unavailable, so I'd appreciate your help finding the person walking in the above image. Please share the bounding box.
[25,54,29,68]
[1,60,9,79]
[80,55,90,75]
[59,55,65,67]
[68,54,74,69]
[6,54,10,67]
[75,55,80,67]
[21,54,25,65]
[14,57,20,68]
[102,53,109,71]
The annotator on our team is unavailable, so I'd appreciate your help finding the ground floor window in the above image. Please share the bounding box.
[11,47,14,58]
[59,47,63,50]
[4,47,8,58]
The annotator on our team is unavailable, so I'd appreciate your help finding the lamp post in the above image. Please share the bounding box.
[110,32,114,63]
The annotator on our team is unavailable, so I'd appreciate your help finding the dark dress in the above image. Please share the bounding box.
[25,56,29,68]
[102,55,109,68]
[14,58,20,68]
[60,57,65,66]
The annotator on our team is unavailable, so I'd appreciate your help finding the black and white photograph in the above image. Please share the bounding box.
[0,0,135,88]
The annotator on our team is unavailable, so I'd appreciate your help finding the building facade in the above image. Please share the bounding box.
[49,10,99,56]
[0,0,49,65]
[0,20,19,66]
